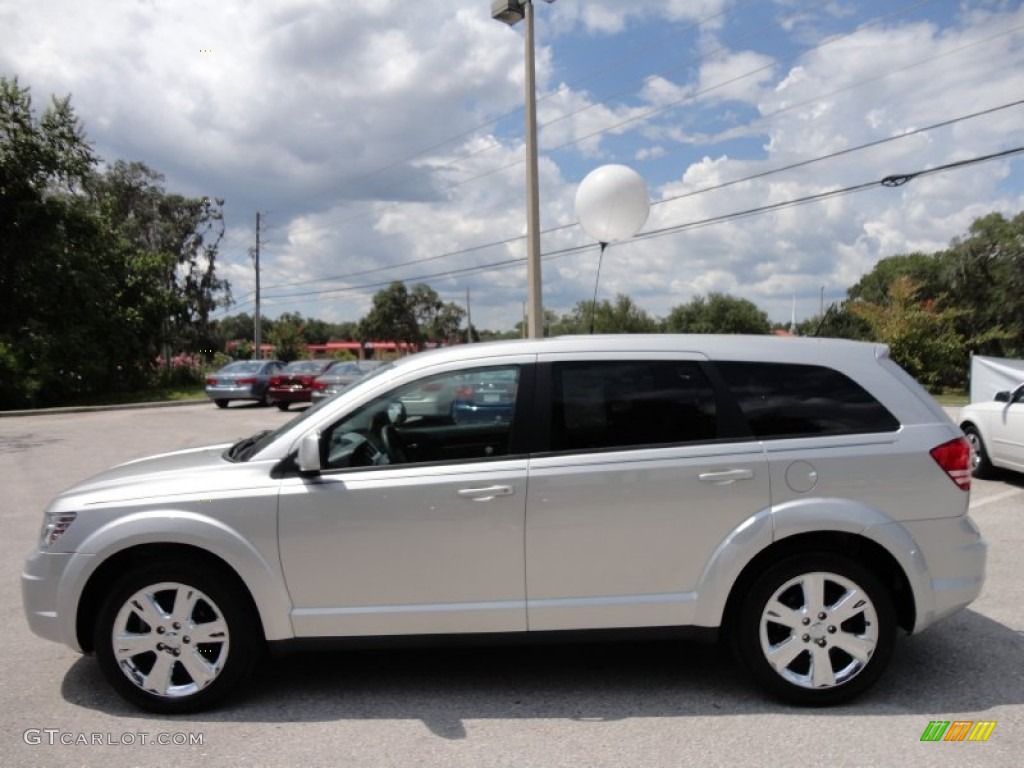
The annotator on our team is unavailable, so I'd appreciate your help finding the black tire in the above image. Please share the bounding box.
[963,425,994,479]
[734,553,896,706]
[214,399,229,409]
[276,402,289,411]
[93,559,261,714]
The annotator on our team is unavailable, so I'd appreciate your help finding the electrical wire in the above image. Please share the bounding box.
[225,146,1023,310]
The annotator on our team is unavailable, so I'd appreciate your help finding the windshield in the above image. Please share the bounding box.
[229,360,395,461]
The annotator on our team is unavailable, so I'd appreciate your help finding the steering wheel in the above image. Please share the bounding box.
[380,424,408,464]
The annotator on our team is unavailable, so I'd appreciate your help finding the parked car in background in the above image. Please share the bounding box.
[268,359,341,410]
[451,368,517,423]
[310,360,389,405]
[23,335,985,713]
[204,360,285,408]
[960,382,1024,477]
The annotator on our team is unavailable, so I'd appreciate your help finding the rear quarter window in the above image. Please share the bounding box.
[715,361,899,439]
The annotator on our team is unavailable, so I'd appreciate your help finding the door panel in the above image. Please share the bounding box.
[279,460,528,636]
[525,444,768,630]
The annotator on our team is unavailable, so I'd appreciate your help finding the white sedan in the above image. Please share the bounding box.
[960,382,1024,477]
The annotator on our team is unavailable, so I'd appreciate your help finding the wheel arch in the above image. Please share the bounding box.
[720,532,916,638]
[76,543,269,653]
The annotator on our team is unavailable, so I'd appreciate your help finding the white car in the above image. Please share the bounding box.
[960,382,1024,477]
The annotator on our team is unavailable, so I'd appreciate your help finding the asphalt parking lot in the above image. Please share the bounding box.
[1,402,1022,767]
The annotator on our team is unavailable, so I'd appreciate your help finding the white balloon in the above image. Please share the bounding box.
[574,164,650,243]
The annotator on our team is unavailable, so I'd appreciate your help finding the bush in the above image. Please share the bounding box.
[155,353,205,388]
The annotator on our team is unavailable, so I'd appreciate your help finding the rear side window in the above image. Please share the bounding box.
[551,361,717,451]
[715,361,899,439]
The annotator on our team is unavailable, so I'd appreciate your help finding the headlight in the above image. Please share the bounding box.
[40,511,77,549]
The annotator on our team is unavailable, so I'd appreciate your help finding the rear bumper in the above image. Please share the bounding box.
[898,514,987,633]
[268,389,311,404]
[205,385,262,401]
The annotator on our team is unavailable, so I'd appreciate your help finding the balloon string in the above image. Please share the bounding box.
[589,241,608,334]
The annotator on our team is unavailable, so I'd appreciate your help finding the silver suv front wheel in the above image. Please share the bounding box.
[94,560,260,713]
[736,553,896,705]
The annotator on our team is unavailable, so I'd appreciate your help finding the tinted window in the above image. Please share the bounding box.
[715,362,899,439]
[551,361,717,452]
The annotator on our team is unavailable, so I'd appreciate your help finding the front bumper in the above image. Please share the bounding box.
[22,548,83,650]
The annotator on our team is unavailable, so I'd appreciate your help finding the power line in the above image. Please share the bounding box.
[253,100,1024,294]
[286,0,935,239]
[231,146,1023,309]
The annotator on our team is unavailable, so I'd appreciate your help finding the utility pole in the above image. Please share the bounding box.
[253,212,262,359]
[465,287,473,343]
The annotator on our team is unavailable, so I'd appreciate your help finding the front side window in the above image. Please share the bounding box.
[715,361,899,439]
[550,360,717,452]
[321,365,521,470]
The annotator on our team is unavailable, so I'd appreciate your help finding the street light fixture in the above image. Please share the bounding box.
[491,0,555,339]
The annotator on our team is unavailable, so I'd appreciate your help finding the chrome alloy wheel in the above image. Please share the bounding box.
[111,582,230,699]
[758,571,878,690]
[965,430,983,471]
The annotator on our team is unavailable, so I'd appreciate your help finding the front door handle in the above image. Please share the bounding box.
[457,485,514,501]
[698,468,755,485]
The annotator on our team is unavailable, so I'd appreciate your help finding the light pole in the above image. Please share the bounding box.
[492,0,554,339]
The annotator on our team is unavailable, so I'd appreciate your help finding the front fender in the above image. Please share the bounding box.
[57,509,294,650]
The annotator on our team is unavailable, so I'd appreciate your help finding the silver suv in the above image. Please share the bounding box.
[22,335,986,712]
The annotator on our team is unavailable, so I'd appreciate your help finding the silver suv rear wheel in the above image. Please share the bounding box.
[736,553,896,705]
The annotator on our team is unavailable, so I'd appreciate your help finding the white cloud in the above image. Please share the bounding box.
[2,0,1022,331]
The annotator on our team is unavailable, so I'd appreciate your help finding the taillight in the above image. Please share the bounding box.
[311,380,327,390]
[930,437,971,491]
[270,376,282,386]
[206,377,217,385]
[236,377,257,385]
[455,385,474,399]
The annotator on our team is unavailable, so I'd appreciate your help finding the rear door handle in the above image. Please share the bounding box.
[457,485,514,501]
[698,469,755,485]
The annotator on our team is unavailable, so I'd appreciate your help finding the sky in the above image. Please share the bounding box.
[3,0,1023,331]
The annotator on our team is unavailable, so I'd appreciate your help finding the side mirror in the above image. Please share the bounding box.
[297,432,322,473]
[994,391,1010,403]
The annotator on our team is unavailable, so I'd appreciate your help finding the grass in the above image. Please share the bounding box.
[931,390,969,407]
[59,385,206,408]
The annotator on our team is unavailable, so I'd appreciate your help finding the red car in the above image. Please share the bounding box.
[267,360,342,410]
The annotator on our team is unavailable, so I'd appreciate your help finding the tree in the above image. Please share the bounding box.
[91,160,231,357]
[552,294,660,334]
[849,277,968,389]
[938,211,1024,357]
[267,312,308,362]
[359,282,421,347]
[358,281,466,348]
[665,293,770,334]
[0,78,232,407]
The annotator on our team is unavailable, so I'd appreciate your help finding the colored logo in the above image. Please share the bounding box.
[920,720,996,742]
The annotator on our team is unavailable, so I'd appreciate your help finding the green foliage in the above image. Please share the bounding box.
[665,293,770,334]
[0,77,231,408]
[267,313,308,362]
[849,277,967,389]
[549,295,660,334]
[358,281,465,348]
